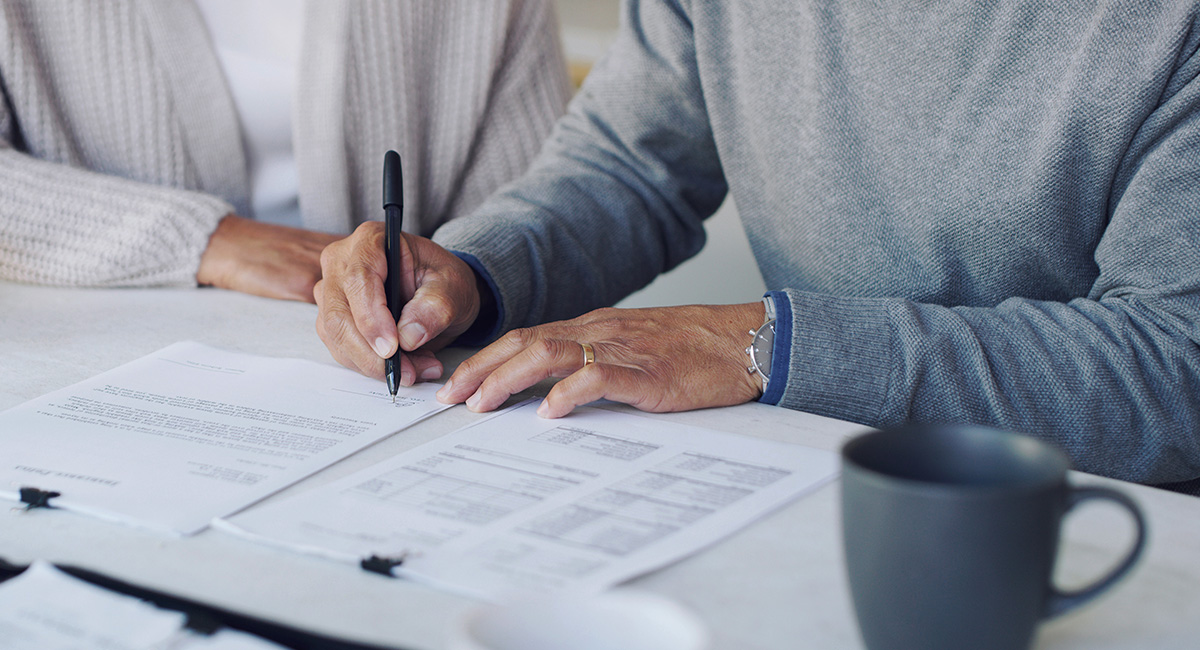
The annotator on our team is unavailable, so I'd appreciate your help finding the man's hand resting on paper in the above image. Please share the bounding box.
[313,221,766,417]
[436,304,765,417]
[197,214,341,303]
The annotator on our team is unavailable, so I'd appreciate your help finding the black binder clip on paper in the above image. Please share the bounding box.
[360,554,409,578]
[18,486,60,510]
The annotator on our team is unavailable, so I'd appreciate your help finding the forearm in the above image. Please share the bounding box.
[0,149,229,287]
[433,0,724,331]
[775,289,1200,484]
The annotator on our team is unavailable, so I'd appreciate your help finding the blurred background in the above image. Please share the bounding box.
[554,0,767,308]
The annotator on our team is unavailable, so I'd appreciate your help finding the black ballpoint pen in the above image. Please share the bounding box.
[383,150,404,403]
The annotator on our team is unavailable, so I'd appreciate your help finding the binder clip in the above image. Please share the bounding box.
[360,553,408,578]
[18,487,61,510]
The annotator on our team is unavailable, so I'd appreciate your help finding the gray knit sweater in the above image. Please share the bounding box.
[435,0,1200,486]
[0,0,569,286]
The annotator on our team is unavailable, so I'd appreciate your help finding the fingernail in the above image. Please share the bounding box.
[536,401,550,418]
[400,323,427,350]
[436,379,454,401]
[373,337,391,358]
[420,366,441,380]
[466,390,482,411]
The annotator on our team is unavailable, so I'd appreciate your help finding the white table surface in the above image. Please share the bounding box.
[1,281,1197,650]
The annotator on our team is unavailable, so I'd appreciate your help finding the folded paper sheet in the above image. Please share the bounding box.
[0,342,450,535]
[220,401,839,599]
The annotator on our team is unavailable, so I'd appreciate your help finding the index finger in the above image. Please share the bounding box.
[314,275,384,379]
[321,222,398,359]
[438,327,545,403]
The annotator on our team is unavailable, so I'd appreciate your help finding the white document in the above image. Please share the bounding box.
[0,561,287,650]
[0,342,450,535]
[220,400,839,599]
[0,561,185,650]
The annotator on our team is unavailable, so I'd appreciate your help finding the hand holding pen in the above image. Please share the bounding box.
[312,150,483,400]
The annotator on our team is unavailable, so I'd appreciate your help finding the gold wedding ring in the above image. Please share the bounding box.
[580,342,596,368]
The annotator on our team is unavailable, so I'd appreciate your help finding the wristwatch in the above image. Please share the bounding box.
[746,296,776,392]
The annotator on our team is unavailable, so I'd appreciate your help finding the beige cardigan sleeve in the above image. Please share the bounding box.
[0,145,230,287]
[0,1,234,288]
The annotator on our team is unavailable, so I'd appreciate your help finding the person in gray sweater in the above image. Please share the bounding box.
[0,0,568,302]
[316,1,1200,489]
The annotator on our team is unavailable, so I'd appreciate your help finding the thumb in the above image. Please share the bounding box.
[396,247,481,351]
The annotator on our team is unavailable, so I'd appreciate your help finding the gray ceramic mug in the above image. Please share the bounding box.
[841,425,1146,650]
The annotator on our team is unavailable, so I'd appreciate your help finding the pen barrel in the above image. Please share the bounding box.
[384,205,404,323]
[383,149,405,396]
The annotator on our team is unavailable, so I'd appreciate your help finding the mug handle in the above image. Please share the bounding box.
[1044,486,1147,618]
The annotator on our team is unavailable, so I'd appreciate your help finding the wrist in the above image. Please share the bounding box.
[745,296,776,396]
[757,291,792,405]
[196,213,239,287]
[449,251,504,346]
[474,267,494,323]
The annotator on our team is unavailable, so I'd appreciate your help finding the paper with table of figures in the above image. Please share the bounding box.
[0,341,450,535]
[218,400,839,599]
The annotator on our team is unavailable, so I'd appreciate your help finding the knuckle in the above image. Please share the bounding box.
[455,354,483,378]
[352,220,383,239]
[584,363,613,383]
[505,327,537,348]
[342,266,375,303]
[319,236,351,270]
[422,292,456,325]
[320,309,353,346]
[544,384,580,411]
[528,339,559,364]
[475,375,505,404]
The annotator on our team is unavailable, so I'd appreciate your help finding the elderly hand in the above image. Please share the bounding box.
[197,214,341,303]
[436,303,767,418]
[314,220,481,387]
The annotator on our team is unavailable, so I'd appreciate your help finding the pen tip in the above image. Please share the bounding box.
[392,394,396,404]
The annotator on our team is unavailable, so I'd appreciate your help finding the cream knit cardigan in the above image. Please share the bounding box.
[0,0,569,287]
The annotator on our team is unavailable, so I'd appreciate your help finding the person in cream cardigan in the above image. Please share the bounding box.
[0,0,569,302]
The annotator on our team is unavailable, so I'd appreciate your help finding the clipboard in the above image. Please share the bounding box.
[0,556,412,650]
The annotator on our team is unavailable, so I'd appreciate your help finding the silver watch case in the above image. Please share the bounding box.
[746,296,776,390]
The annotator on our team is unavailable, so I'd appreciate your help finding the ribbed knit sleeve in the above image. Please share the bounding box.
[0,148,229,287]
[0,0,236,287]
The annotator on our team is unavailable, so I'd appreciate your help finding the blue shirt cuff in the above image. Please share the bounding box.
[449,251,505,347]
[759,290,791,405]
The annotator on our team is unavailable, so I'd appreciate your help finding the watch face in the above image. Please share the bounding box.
[752,321,775,376]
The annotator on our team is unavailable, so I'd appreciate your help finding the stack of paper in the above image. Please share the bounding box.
[0,342,450,535]
[220,400,839,599]
[1,342,840,602]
